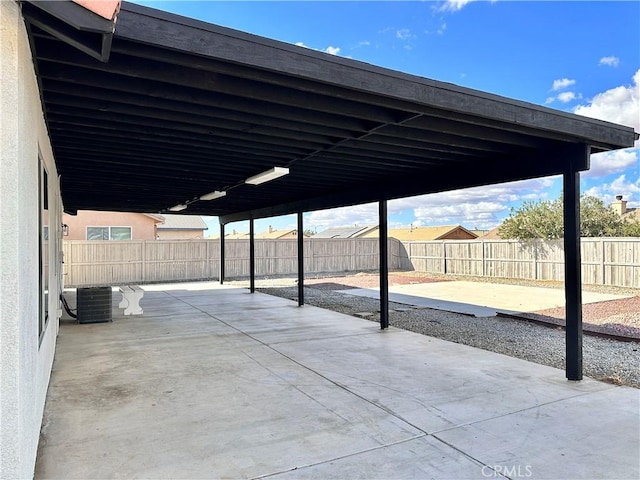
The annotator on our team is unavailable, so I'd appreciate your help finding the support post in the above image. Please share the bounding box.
[564,163,583,381]
[379,200,389,329]
[297,211,304,306]
[219,222,225,285]
[249,218,255,293]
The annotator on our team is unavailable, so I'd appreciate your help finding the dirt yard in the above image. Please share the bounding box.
[298,271,640,340]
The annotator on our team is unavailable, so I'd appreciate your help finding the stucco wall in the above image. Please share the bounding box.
[0,2,62,478]
[63,211,159,240]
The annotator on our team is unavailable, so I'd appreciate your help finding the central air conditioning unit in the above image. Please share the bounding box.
[77,286,113,324]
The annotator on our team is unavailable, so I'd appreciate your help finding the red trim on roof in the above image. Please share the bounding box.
[71,0,121,21]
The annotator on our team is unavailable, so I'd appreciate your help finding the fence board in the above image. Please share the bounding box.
[400,238,640,288]
[63,237,640,288]
[63,238,396,287]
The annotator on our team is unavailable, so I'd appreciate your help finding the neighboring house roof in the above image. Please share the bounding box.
[611,195,640,222]
[143,213,165,223]
[481,226,503,239]
[313,225,378,239]
[254,228,297,239]
[226,233,250,240]
[156,214,207,231]
[362,225,478,241]
[208,235,249,239]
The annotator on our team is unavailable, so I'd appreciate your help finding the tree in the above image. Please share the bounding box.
[622,218,640,237]
[498,195,624,240]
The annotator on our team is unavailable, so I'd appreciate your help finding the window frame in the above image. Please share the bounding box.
[38,157,49,344]
[86,226,132,241]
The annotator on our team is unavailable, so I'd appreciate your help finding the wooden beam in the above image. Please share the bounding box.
[115,3,637,150]
[219,223,225,285]
[379,200,389,330]
[563,146,589,381]
[220,149,567,224]
[297,212,304,307]
[35,41,402,125]
[38,64,372,133]
[249,219,255,293]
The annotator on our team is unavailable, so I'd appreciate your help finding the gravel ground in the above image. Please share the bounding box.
[228,272,640,388]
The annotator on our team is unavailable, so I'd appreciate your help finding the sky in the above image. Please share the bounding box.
[131,0,640,236]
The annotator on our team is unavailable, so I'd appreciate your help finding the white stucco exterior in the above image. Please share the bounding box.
[1,1,64,478]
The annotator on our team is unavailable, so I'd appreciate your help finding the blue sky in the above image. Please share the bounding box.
[131,0,640,236]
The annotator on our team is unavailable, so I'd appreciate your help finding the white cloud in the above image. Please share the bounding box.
[438,0,476,12]
[412,201,505,229]
[294,42,341,56]
[584,174,640,208]
[574,69,640,145]
[396,29,413,40]
[306,203,379,230]
[583,148,638,178]
[551,78,576,91]
[599,56,620,68]
[557,91,579,103]
[306,177,559,231]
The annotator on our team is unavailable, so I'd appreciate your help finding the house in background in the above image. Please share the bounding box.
[156,214,208,239]
[469,229,490,237]
[314,225,379,239]
[481,226,504,239]
[62,211,207,240]
[610,195,639,221]
[213,230,249,240]
[361,225,478,241]
[255,225,307,239]
[63,210,163,240]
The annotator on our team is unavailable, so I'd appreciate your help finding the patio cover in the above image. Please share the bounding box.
[20,1,637,222]
[20,0,638,380]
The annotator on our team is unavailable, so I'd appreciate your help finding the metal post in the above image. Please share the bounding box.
[219,222,225,285]
[249,218,255,293]
[379,200,389,329]
[297,211,304,306]
[564,165,583,381]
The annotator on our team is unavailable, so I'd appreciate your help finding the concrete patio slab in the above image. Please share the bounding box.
[37,283,639,479]
[338,281,632,317]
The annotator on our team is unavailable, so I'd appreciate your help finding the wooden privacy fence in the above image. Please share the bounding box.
[62,238,404,287]
[63,237,640,288]
[401,238,640,288]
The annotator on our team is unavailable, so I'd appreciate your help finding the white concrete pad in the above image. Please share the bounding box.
[435,386,640,480]
[272,436,487,479]
[38,283,639,480]
[338,281,633,316]
[273,328,613,434]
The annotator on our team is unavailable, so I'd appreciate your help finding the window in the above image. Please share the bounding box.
[39,159,49,340]
[87,226,132,240]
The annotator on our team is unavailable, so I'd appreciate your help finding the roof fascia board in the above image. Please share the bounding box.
[28,1,115,34]
[115,3,636,150]
[23,1,116,61]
